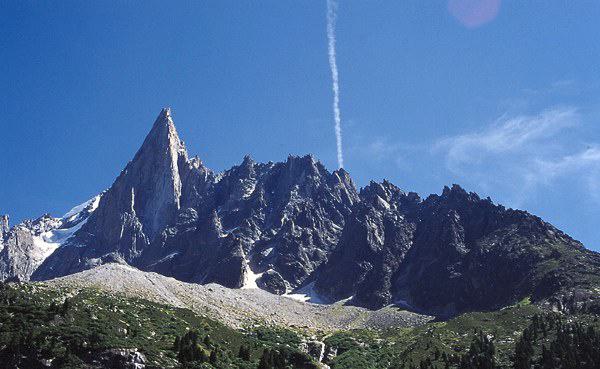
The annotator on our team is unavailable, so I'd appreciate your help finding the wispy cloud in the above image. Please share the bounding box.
[435,106,600,205]
[534,146,600,201]
[362,137,415,170]
[435,107,579,172]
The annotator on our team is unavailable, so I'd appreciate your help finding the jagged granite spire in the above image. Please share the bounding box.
[123,107,187,235]
[32,109,194,279]
[87,107,189,250]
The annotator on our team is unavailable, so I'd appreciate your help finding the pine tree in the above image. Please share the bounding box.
[209,349,218,365]
[459,330,497,369]
[238,344,251,361]
[258,348,273,369]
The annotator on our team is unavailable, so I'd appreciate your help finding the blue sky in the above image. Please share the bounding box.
[1,1,600,251]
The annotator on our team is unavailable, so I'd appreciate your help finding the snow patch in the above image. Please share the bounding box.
[213,172,225,183]
[28,193,102,263]
[63,194,101,220]
[31,219,88,262]
[241,263,264,289]
[31,235,61,262]
[376,195,391,209]
[223,226,240,235]
[283,282,326,304]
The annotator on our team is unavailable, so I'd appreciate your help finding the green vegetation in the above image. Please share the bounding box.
[321,304,541,369]
[321,304,600,369]
[512,313,600,369]
[0,282,598,368]
[0,282,316,368]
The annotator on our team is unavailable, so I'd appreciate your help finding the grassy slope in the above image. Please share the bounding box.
[324,298,600,369]
[0,283,314,368]
[1,283,599,369]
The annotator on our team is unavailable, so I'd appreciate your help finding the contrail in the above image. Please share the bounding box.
[327,0,344,169]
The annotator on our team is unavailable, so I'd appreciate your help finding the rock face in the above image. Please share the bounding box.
[314,183,600,315]
[299,339,326,363]
[0,215,8,236]
[33,108,194,279]
[257,269,287,295]
[32,109,358,295]
[314,181,421,309]
[2,107,595,317]
[97,348,146,369]
[0,196,100,281]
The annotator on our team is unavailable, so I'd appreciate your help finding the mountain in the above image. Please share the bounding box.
[0,196,100,281]
[2,108,598,317]
[31,108,358,293]
[314,181,600,315]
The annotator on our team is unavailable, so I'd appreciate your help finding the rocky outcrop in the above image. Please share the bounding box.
[257,269,287,295]
[0,197,100,282]
[96,348,146,369]
[315,181,420,309]
[0,215,65,281]
[0,215,8,255]
[315,183,599,315]
[0,215,8,236]
[0,224,39,281]
[299,339,326,363]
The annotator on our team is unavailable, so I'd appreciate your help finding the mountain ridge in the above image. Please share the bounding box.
[2,108,598,318]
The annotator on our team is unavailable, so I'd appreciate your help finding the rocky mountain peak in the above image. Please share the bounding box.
[361,180,401,201]
[189,156,203,169]
[31,109,199,280]
[241,154,255,167]
[332,168,352,184]
[112,108,190,236]
[1,215,8,236]
[438,184,481,204]
[137,107,187,164]
[236,155,257,177]
[284,154,323,175]
[359,180,421,214]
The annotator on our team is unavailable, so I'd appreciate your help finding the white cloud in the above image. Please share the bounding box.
[534,146,600,200]
[535,146,600,179]
[359,136,420,171]
[435,107,579,172]
[435,107,600,206]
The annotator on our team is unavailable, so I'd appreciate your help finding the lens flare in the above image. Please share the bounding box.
[448,0,501,28]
